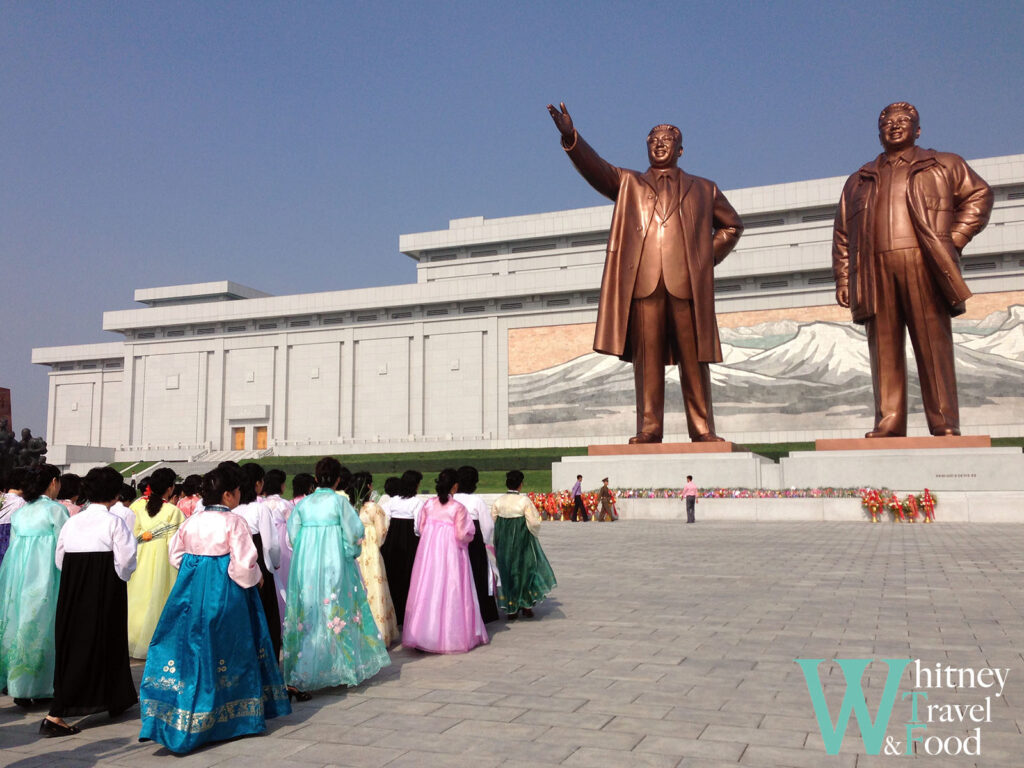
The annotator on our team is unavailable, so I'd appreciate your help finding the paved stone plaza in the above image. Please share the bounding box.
[2,520,1023,767]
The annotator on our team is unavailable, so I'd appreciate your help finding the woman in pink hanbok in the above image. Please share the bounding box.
[402,469,487,654]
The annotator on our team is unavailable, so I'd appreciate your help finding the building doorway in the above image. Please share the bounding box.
[254,426,268,450]
[232,427,245,450]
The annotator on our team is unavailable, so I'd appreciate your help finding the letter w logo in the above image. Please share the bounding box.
[794,658,910,755]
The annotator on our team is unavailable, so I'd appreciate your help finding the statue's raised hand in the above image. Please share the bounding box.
[547,102,574,139]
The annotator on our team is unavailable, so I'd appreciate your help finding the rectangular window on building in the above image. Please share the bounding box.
[165,329,185,337]
[227,325,247,333]
[471,249,498,257]
[258,323,279,330]
[545,297,571,307]
[759,279,789,289]
[499,302,523,311]
[391,311,413,319]
[511,242,556,253]
[715,284,743,293]
[426,308,449,316]
[744,218,786,228]
[289,320,311,327]
[196,327,215,335]
[322,316,344,325]
[462,305,485,314]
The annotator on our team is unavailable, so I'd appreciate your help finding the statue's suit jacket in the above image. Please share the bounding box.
[832,146,992,324]
[563,131,743,364]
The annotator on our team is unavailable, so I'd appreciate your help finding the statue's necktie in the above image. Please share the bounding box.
[657,173,675,219]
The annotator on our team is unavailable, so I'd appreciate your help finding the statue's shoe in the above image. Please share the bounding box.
[628,432,662,444]
[694,433,725,443]
[931,427,961,437]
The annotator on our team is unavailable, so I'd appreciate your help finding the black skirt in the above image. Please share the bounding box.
[467,520,499,623]
[251,533,282,658]
[380,517,418,625]
[50,551,137,718]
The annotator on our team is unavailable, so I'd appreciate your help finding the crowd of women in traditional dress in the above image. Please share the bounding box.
[0,459,556,753]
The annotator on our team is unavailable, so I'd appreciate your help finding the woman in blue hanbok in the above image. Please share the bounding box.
[138,465,290,754]
[282,457,390,692]
[0,464,68,705]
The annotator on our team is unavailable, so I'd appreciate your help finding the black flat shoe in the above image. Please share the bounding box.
[39,718,80,737]
[287,687,312,702]
[13,698,32,708]
[521,608,535,618]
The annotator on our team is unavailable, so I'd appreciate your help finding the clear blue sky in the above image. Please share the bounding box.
[3,0,1022,437]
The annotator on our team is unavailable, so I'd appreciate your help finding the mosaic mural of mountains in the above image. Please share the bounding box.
[509,305,1024,433]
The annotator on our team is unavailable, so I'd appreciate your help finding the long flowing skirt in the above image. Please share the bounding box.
[282,525,390,690]
[0,531,60,698]
[126,536,178,658]
[379,518,418,625]
[467,521,499,623]
[402,520,488,654]
[252,533,282,658]
[139,553,291,754]
[357,534,399,645]
[494,517,557,613]
[50,551,136,717]
[274,518,291,636]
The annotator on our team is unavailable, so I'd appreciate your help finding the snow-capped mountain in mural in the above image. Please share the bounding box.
[509,306,1024,431]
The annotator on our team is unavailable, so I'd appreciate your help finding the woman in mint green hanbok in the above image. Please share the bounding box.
[0,465,68,704]
[282,457,390,693]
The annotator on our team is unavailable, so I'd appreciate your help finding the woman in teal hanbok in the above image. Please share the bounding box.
[138,465,290,753]
[0,464,68,704]
[282,457,390,692]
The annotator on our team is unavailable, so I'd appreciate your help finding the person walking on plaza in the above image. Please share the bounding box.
[597,478,616,522]
[0,467,28,567]
[454,465,500,624]
[491,471,557,620]
[380,469,424,626]
[683,475,698,523]
[126,468,184,659]
[350,471,399,646]
[402,469,488,653]
[43,467,138,737]
[138,465,290,753]
[235,463,282,659]
[0,464,67,707]
[282,457,390,692]
[570,474,588,522]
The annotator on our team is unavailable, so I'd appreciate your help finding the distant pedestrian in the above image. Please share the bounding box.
[597,478,616,522]
[683,475,698,523]
[570,474,588,522]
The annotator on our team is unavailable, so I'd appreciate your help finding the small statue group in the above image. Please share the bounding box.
[0,418,48,479]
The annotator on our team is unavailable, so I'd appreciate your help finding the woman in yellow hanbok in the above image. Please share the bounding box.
[126,468,184,658]
[350,472,398,645]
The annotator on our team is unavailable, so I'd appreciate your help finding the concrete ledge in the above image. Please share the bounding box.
[553,452,774,491]
[614,494,1024,522]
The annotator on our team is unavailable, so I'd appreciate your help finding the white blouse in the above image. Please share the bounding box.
[453,492,494,546]
[56,503,138,582]
[234,500,280,571]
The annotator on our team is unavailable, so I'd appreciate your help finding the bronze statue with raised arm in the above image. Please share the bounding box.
[547,102,743,444]
[832,102,993,438]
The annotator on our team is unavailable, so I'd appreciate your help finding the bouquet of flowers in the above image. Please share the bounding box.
[903,493,920,523]
[860,488,884,523]
[919,488,937,523]
[887,492,905,523]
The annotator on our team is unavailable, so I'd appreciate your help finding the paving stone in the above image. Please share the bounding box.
[3,521,1024,768]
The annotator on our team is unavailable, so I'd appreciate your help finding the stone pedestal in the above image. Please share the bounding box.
[781,446,1024,492]
[552,445,774,491]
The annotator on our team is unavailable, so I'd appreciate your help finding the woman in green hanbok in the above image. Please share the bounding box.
[282,457,390,692]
